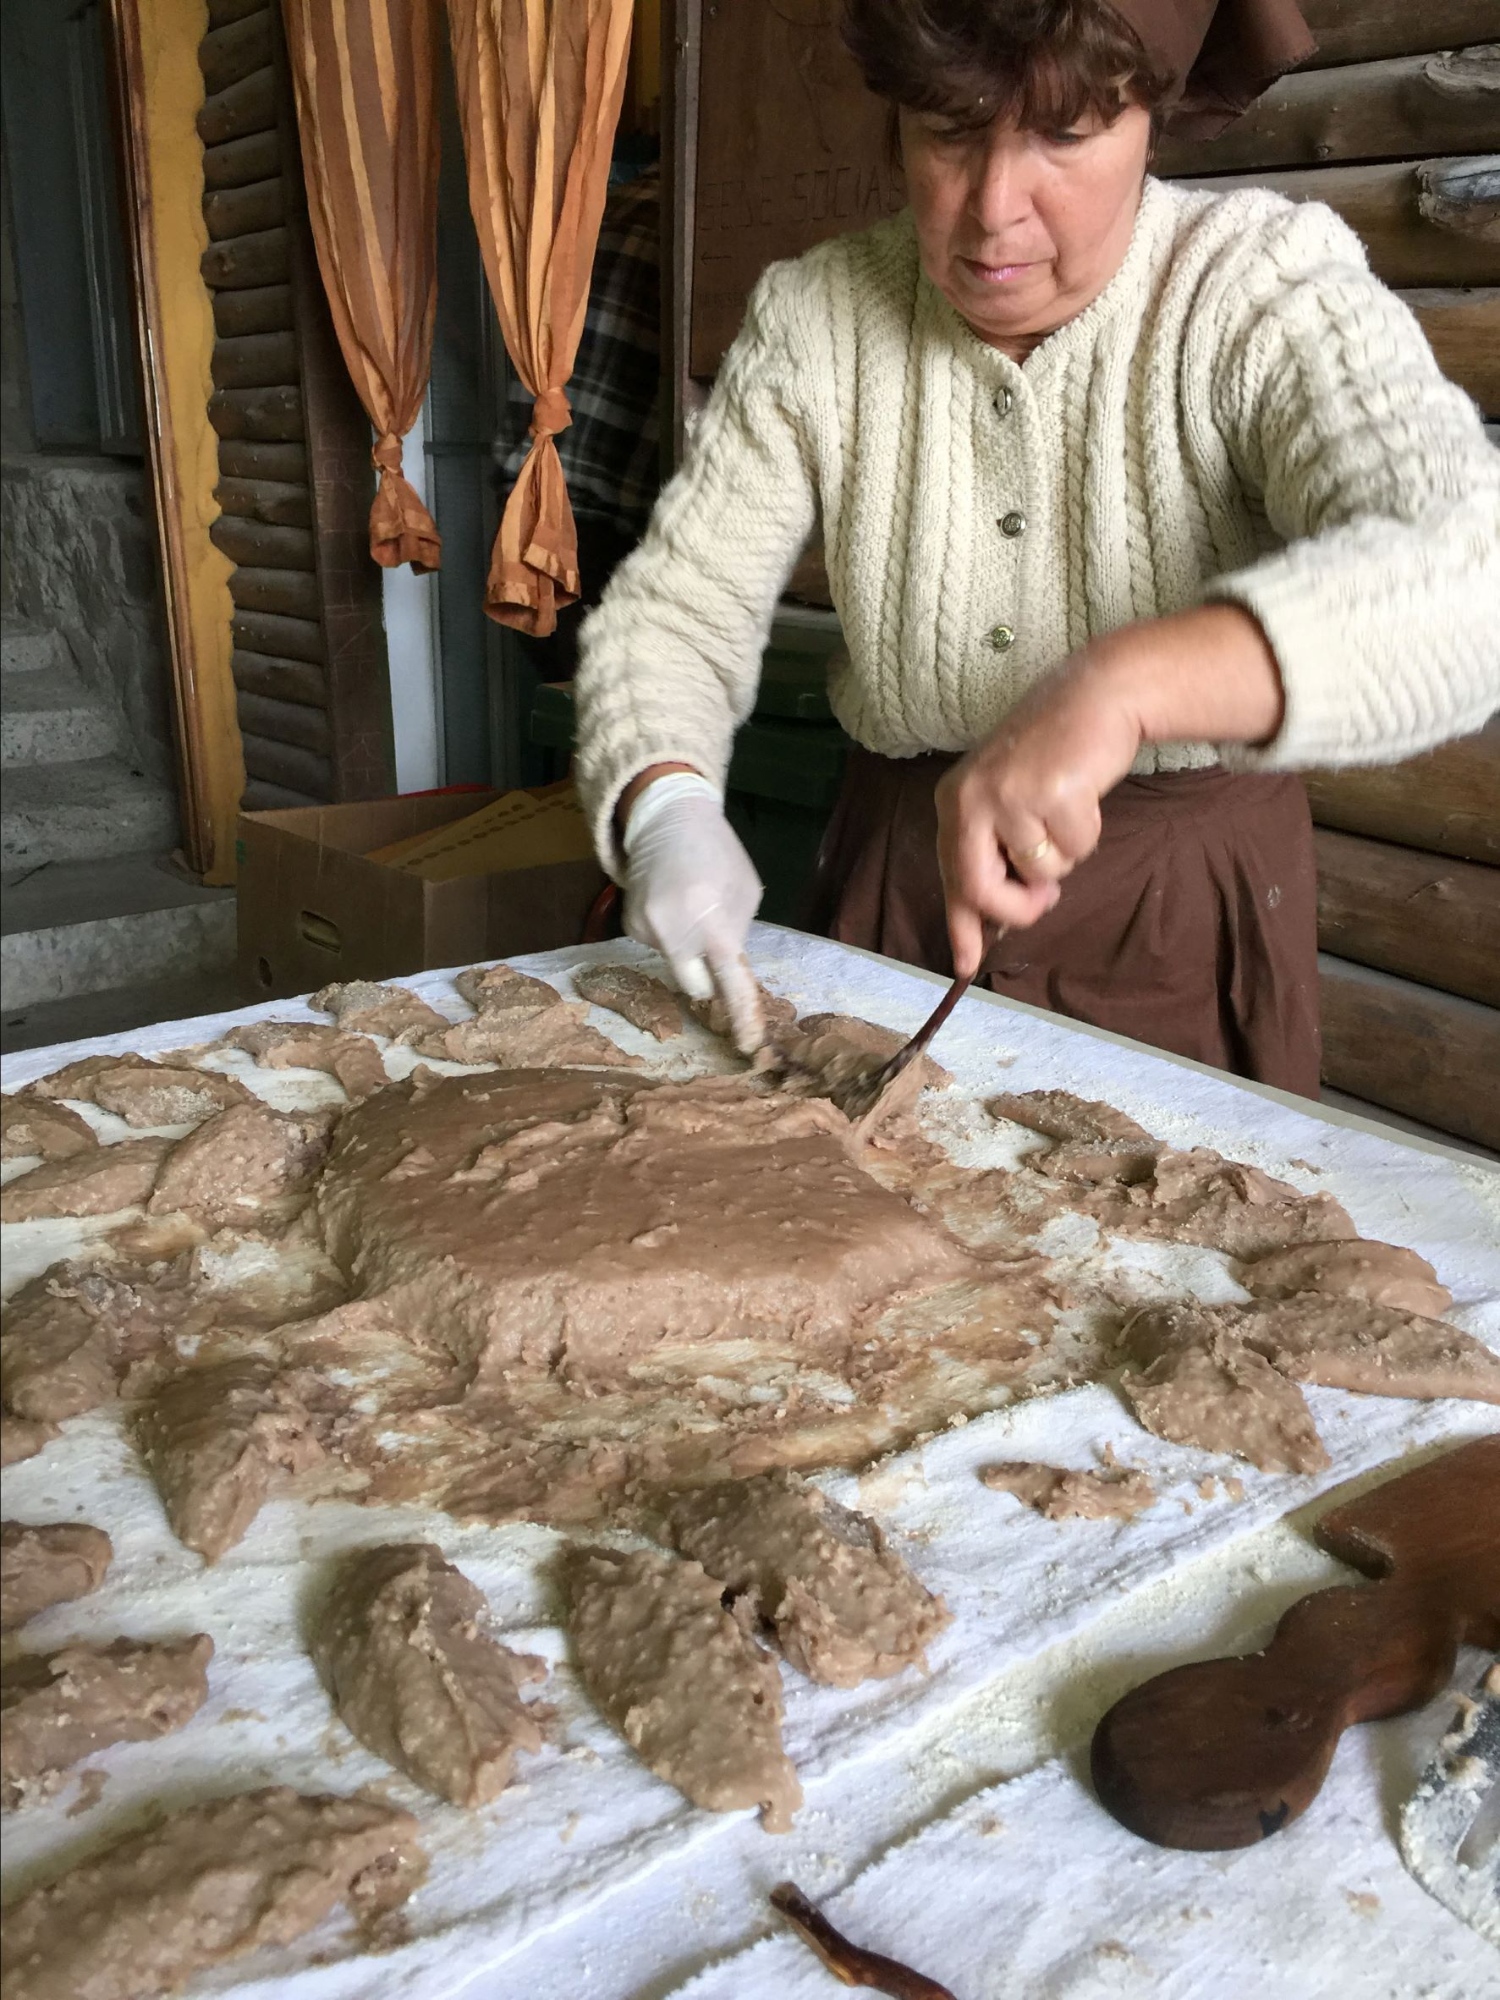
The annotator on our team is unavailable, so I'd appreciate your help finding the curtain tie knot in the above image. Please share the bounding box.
[372,432,405,476]
[530,387,572,439]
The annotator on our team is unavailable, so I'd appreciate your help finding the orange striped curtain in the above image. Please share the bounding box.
[445,0,633,635]
[281,0,443,571]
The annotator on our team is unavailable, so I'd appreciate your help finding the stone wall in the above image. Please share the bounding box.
[1,457,179,786]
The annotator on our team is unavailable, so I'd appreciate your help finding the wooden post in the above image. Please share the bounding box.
[662,0,703,467]
[108,0,244,884]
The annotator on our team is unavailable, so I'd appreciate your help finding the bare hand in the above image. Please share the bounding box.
[935,606,1284,978]
[936,651,1140,975]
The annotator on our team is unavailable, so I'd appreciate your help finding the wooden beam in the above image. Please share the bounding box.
[216,436,306,480]
[1319,956,1500,1150]
[209,514,315,570]
[242,777,323,810]
[108,0,244,883]
[240,730,334,797]
[231,607,324,662]
[1297,2,1500,69]
[199,9,270,95]
[210,328,297,389]
[1177,158,1500,286]
[203,176,285,241]
[200,224,290,289]
[235,688,331,752]
[202,127,281,190]
[214,475,311,526]
[195,64,274,146]
[227,565,321,620]
[1156,47,1500,176]
[211,284,294,337]
[1304,720,1500,865]
[208,383,303,440]
[1315,827,1500,1007]
[207,0,267,28]
[1400,288,1500,414]
[231,647,325,706]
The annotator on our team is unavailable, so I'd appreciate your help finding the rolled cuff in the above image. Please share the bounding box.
[577,730,733,882]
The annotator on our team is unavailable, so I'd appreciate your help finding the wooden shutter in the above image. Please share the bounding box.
[196,0,394,810]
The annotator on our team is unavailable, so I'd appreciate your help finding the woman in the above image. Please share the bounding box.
[574,0,1500,1091]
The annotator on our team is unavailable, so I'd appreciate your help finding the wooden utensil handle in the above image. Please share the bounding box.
[1091,1580,1482,1851]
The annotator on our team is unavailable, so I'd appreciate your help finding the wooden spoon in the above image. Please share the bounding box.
[1090,1434,1500,1850]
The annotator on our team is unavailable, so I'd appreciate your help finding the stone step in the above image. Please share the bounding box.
[0,617,72,678]
[0,756,179,868]
[1,853,237,1013]
[2,962,250,1056]
[1,663,119,767]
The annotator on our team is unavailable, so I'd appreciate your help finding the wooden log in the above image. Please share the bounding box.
[210,515,316,571]
[236,689,332,754]
[203,177,284,243]
[231,609,325,664]
[240,731,334,799]
[1400,287,1500,413]
[1156,47,1500,176]
[215,476,311,527]
[207,0,268,30]
[1418,154,1500,236]
[1303,720,1500,865]
[200,225,290,291]
[202,128,282,192]
[231,648,326,707]
[211,329,298,391]
[217,438,307,482]
[281,203,395,801]
[228,565,321,620]
[1315,828,1500,1007]
[1319,956,1500,1150]
[199,10,272,95]
[212,284,294,339]
[1177,158,1500,286]
[196,66,275,148]
[242,777,325,812]
[1299,2,1500,69]
[208,384,304,442]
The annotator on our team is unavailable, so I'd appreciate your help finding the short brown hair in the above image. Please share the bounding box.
[842,0,1175,134]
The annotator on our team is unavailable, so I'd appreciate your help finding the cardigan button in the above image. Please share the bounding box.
[999,510,1026,538]
[994,387,1014,417]
[987,624,1015,651]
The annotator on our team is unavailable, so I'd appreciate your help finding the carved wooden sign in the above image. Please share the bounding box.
[690,0,903,376]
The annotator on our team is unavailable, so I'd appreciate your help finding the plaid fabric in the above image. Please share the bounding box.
[496,164,661,541]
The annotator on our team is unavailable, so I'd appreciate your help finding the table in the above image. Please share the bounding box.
[3,924,1496,1998]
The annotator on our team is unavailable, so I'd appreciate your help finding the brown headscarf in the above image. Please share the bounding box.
[1108,0,1316,137]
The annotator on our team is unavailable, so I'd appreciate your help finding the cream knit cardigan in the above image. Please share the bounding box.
[576,177,1500,858]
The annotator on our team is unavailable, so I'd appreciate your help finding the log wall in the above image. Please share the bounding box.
[668,1,1500,1147]
[196,0,393,811]
[1162,20,1500,1150]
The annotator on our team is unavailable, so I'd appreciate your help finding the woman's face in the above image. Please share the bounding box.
[900,101,1152,351]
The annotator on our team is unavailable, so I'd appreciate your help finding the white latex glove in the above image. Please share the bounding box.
[621,773,765,1052]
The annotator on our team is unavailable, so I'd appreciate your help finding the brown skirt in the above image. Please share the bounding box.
[804,748,1321,1098]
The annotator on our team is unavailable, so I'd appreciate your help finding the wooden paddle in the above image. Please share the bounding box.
[1090,1433,1500,1850]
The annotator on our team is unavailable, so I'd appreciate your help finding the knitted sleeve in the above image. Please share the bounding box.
[573,258,821,865]
[1198,197,1500,770]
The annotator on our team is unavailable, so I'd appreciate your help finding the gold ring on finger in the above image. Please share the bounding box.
[1016,837,1053,862]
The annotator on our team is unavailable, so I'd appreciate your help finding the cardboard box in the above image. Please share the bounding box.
[236,792,606,1000]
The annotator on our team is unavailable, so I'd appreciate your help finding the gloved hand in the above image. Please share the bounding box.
[621,773,766,1052]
